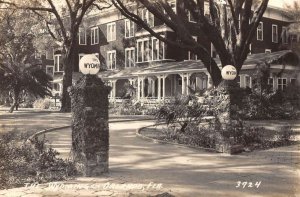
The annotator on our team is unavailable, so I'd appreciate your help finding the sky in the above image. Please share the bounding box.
[269,0,299,8]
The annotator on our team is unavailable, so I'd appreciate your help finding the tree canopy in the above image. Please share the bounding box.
[0,9,52,112]
[112,0,269,86]
[0,0,112,112]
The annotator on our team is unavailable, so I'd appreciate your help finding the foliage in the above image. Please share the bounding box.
[0,0,113,112]
[0,131,78,190]
[155,95,208,133]
[113,0,270,86]
[285,1,300,55]
[150,119,294,152]
[118,82,136,99]
[110,100,143,115]
[0,9,52,113]
[240,87,300,120]
[33,98,52,109]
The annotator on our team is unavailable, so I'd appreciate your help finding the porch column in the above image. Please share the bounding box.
[158,77,161,100]
[240,75,245,88]
[141,77,145,99]
[110,80,116,100]
[129,78,134,86]
[151,78,155,97]
[162,75,166,99]
[137,77,141,100]
[59,83,63,96]
[273,75,278,91]
[180,74,186,95]
[186,73,190,95]
[207,73,213,89]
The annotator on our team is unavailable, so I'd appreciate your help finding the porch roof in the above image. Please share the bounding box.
[133,60,207,75]
[99,50,299,80]
[214,50,299,67]
[134,50,299,76]
[102,66,146,79]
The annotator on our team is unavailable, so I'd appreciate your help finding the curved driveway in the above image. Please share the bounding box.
[39,120,300,197]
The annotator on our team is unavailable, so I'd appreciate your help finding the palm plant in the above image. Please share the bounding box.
[0,63,52,113]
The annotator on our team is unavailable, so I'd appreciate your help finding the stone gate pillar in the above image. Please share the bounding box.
[69,75,111,176]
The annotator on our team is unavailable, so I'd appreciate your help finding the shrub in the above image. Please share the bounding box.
[276,125,294,145]
[0,131,77,189]
[155,95,206,133]
[33,98,51,109]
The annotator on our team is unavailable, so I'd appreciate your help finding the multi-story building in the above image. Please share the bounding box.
[45,1,300,103]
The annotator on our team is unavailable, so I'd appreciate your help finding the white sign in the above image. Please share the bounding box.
[79,54,100,75]
[221,65,237,80]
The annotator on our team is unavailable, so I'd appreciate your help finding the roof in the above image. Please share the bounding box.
[51,50,299,83]
[244,50,299,66]
[102,66,145,79]
[133,50,299,76]
[134,60,207,75]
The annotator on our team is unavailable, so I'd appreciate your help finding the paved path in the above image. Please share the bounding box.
[1,120,299,197]
[0,107,152,135]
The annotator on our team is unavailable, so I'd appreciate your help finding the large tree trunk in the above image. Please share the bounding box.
[9,88,20,113]
[60,44,76,113]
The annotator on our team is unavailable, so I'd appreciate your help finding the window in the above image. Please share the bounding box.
[91,27,99,45]
[54,54,63,72]
[53,83,60,92]
[282,26,288,44]
[125,19,134,38]
[278,78,287,90]
[107,50,116,70]
[170,1,176,13]
[152,37,164,61]
[245,75,252,88]
[137,40,143,62]
[272,24,278,43]
[163,1,176,20]
[265,49,272,53]
[290,78,296,86]
[204,2,210,18]
[46,65,54,76]
[257,22,263,41]
[237,75,241,87]
[137,38,165,63]
[79,28,86,45]
[45,49,54,60]
[144,39,151,61]
[142,8,154,27]
[137,39,148,62]
[107,22,116,41]
[268,78,274,90]
[187,37,198,60]
[188,11,196,23]
[125,48,135,67]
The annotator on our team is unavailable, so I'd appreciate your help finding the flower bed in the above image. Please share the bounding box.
[139,122,296,153]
